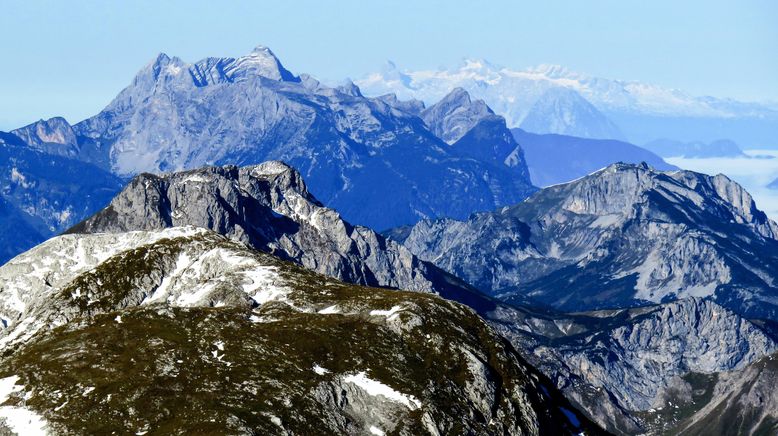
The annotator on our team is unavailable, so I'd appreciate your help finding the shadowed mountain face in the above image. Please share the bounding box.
[669,351,778,436]
[59,46,535,231]
[0,196,43,264]
[492,298,777,435]
[511,128,676,187]
[0,132,123,264]
[394,162,778,320]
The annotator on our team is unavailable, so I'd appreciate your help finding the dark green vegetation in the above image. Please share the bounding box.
[0,231,604,435]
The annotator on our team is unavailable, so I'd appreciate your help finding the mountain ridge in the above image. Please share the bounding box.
[54,47,536,231]
[395,162,778,319]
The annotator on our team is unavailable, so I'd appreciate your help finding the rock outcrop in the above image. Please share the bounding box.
[396,162,778,319]
[67,162,490,310]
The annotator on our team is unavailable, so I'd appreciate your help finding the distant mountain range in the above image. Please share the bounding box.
[10,46,535,232]
[2,44,777,435]
[512,128,676,187]
[357,60,778,148]
[0,45,690,266]
[643,138,747,158]
[393,162,778,319]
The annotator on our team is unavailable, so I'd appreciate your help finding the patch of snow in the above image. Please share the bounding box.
[343,371,421,410]
[590,214,622,228]
[318,305,340,314]
[369,305,404,321]
[369,426,385,436]
[56,207,73,225]
[0,376,22,402]
[10,168,32,189]
[0,376,48,435]
[144,252,192,304]
[0,407,48,435]
[180,174,209,184]
[312,365,330,375]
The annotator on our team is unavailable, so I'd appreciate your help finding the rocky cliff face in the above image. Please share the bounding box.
[67,46,535,230]
[396,162,778,320]
[11,117,78,157]
[421,87,495,144]
[0,227,602,435]
[671,352,778,435]
[422,88,531,182]
[491,298,777,434]
[67,162,491,310]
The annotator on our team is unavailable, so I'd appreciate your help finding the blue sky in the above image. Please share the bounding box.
[1,0,776,130]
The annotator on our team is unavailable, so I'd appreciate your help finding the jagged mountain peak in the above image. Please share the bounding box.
[69,47,535,229]
[375,93,425,115]
[397,162,778,319]
[11,116,78,156]
[526,63,577,79]
[68,162,496,311]
[136,45,298,89]
[439,87,475,106]
[228,44,299,82]
[421,87,495,144]
[335,79,363,97]
[571,162,777,235]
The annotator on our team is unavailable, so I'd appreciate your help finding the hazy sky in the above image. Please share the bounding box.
[1,0,776,130]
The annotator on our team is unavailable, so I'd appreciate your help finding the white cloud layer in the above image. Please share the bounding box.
[667,149,778,220]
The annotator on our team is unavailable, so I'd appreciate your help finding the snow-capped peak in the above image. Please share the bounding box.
[459,58,497,73]
[230,45,298,82]
[526,64,577,79]
[356,60,778,129]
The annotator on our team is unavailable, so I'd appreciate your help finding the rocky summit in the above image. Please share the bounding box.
[0,226,602,435]
[395,162,778,320]
[55,46,535,230]
[66,161,492,311]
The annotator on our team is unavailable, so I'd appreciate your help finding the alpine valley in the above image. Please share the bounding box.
[0,45,777,436]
